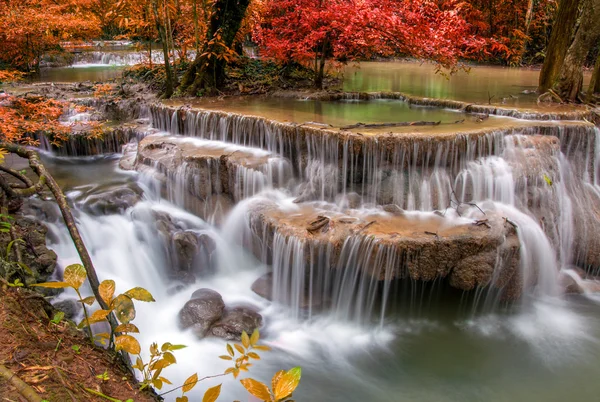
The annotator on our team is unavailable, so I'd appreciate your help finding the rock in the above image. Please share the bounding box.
[178,289,225,338]
[382,204,405,215]
[80,185,142,215]
[251,273,273,300]
[173,231,200,271]
[245,199,523,299]
[559,272,584,294]
[53,298,81,320]
[210,305,263,341]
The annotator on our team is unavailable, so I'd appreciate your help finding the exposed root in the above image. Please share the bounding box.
[0,363,43,402]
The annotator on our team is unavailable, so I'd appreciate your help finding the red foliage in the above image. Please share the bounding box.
[255,0,487,82]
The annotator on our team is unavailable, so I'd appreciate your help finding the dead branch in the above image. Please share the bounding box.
[0,363,43,402]
[341,121,441,130]
[504,217,518,229]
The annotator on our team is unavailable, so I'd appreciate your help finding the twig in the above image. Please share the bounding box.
[504,217,518,229]
[0,363,43,402]
[158,373,227,397]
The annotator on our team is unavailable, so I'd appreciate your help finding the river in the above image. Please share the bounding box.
[28,56,600,401]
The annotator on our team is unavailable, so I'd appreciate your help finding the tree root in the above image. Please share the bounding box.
[0,363,43,402]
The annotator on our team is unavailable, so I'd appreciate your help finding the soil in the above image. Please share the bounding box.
[0,283,158,402]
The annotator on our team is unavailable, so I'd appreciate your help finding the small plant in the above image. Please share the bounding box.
[96,370,110,381]
[7,278,24,287]
[0,213,14,233]
[71,344,81,354]
[132,341,186,391]
[50,311,65,325]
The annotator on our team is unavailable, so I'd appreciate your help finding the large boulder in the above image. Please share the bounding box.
[178,289,225,338]
[210,305,263,341]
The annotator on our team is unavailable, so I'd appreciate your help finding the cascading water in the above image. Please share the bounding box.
[36,98,600,400]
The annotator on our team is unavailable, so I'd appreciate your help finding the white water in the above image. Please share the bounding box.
[36,105,600,400]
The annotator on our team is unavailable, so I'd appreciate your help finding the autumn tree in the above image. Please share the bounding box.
[0,0,100,72]
[255,0,486,89]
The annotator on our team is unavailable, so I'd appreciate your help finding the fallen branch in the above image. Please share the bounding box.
[0,143,117,334]
[341,121,441,130]
[0,363,43,402]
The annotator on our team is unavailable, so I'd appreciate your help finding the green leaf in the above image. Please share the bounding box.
[124,287,155,302]
[240,378,272,401]
[63,264,87,290]
[202,384,222,402]
[543,174,553,186]
[274,367,301,401]
[111,294,136,324]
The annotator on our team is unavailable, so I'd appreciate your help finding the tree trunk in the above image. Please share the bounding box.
[152,0,174,98]
[555,0,600,101]
[587,53,600,101]
[538,0,581,92]
[179,0,250,95]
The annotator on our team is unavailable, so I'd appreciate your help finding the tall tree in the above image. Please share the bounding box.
[555,0,600,101]
[587,54,600,101]
[179,0,251,95]
[538,0,581,92]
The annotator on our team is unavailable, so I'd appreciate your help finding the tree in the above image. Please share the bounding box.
[587,54,600,101]
[255,0,486,89]
[0,0,100,72]
[179,0,251,95]
[538,0,581,92]
[555,0,600,101]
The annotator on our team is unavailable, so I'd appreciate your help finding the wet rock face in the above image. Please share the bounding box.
[178,289,263,341]
[53,298,82,320]
[152,211,217,281]
[0,216,57,286]
[246,200,523,300]
[210,305,263,341]
[133,134,291,203]
[178,289,225,338]
[77,184,143,215]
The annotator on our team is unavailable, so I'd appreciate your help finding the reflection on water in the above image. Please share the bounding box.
[35,65,125,82]
[343,61,592,105]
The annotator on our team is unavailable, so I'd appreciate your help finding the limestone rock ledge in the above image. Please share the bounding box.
[134,134,292,203]
[245,200,523,299]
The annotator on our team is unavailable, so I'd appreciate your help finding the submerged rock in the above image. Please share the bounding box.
[210,305,263,341]
[78,184,142,215]
[251,273,273,300]
[178,288,225,338]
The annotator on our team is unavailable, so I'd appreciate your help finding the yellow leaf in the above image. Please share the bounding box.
[31,281,69,289]
[79,296,96,306]
[253,345,272,352]
[274,367,301,401]
[99,280,116,305]
[224,367,235,375]
[241,331,250,349]
[182,373,198,393]
[176,397,188,402]
[234,344,245,354]
[124,287,155,302]
[226,344,234,357]
[152,378,163,390]
[114,335,141,354]
[115,323,140,333]
[271,370,285,392]
[150,359,172,371]
[163,351,176,364]
[247,352,260,360]
[250,329,259,346]
[159,376,173,385]
[219,355,232,360]
[240,378,272,401]
[63,264,87,289]
[202,384,222,402]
